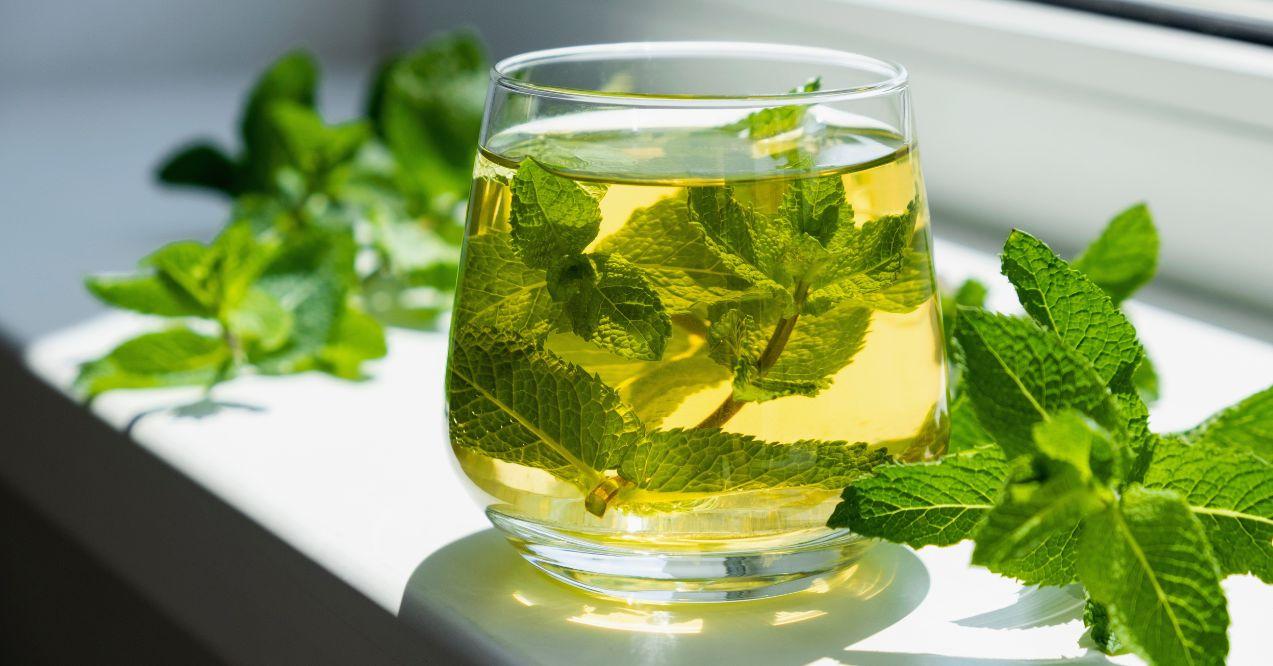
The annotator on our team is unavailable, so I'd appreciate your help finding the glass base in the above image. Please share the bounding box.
[487,509,873,603]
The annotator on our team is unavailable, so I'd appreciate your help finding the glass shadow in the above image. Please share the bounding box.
[399,529,930,665]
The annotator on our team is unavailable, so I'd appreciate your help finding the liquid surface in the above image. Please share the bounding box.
[447,112,947,550]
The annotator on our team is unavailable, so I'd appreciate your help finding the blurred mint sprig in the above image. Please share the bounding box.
[78,31,487,397]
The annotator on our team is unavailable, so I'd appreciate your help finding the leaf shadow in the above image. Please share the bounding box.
[399,529,930,665]
[953,584,1086,630]
[123,397,266,435]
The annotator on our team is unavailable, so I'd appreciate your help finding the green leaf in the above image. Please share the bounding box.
[1186,384,1273,460]
[317,308,387,379]
[619,428,888,495]
[597,197,763,314]
[375,30,486,199]
[686,186,763,270]
[1133,354,1161,404]
[856,245,935,314]
[971,413,1108,586]
[734,300,872,401]
[447,328,644,488]
[240,51,319,191]
[827,446,1009,547]
[226,287,292,353]
[1077,487,1229,666]
[550,328,729,428]
[947,393,993,453]
[778,174,849,245]
[156,142,240,196]
[1084,599,1128,655]
[811,202,917,307]
[1001,230,1144,392]
[249,230,353,373]
[85,274,210,318]
[1073,203,1158,304]
[954,310,1117,459]
[509,159,602,269]
[75,327,231,397]
[733,77,821,139]
[143,241,216,308]
[267,102,370,180]
[548,253,672,361]
[452,232,557,340]
[1144,440,1273,582]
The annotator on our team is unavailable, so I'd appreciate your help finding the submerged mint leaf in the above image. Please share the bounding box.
[1001,230,1144,392]
[1077,487,1229,666]
[1186,384,1273,460]
[75,327,231,397]
[1144,439,1273,582]
[828,446,1009,547]
[1073,203,1158,305]
[549,252,672,361]
[811,201,917,307]
[955,310,1117,459]
[687,186,762,268]
[597,197,764,314]
[620,428,887,495]
[453,231,556,340]
[447,328,643,488]
[509,159,602,269]
[734,300,872,401]
[779,174,849,245]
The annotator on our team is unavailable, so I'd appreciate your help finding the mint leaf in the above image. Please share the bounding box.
[856,245,935,314]
[1001,230,1144,391]
[947,393,993,453]
[811,201,917,307]
[317,308,387,379]
[1186,384,1273,460]
[373,30,486,203]
[1077,487,1229,666]
[549,329,728,428]
[734,300,871,401]
[453,232,556,340]
[686,186,763,270]
[597,197,764,314]
[779,174,849,245]
[827,446,1009,547]
[1084,599,1127,655]
[509,159,602,269]
[735,77,821,140]
[267,102,370,184]
[1073,203,1158,304]
[75,327,231,397]
[955,310,1116,459]
[971,413,1108,586]
[1144,440,1273,582]
[226,287,292,353]
[447,328,644,488]
[85,274,210,318]
[1133,354,1161,404]
[143,241,216,309]
[619,428,887,495]
[240,51,319,191]
[548,253,672,361]
[156,142,240,196]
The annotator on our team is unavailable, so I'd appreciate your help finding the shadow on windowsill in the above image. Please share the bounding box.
[399,529,930,665]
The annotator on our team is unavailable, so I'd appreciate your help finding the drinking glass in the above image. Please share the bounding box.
[445,42,947,601]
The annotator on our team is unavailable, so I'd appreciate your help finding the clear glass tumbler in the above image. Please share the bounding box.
[445,42,947,601]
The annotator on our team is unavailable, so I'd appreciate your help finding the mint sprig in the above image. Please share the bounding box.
[83,31,486,398]
[831,205,1271,666]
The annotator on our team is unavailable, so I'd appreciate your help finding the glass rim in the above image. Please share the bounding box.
[491,41,908,108]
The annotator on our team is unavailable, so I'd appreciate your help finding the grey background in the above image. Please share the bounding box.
[3,0,1271,343]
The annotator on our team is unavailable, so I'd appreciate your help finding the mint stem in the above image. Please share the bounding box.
[696,281,809,429]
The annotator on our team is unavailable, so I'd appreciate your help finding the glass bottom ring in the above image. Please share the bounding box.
[487,509,874,603]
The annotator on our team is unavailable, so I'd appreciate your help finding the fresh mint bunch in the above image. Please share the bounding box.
[79,222,383,397]
[830,206,1271,666]
[82,31,487,397]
